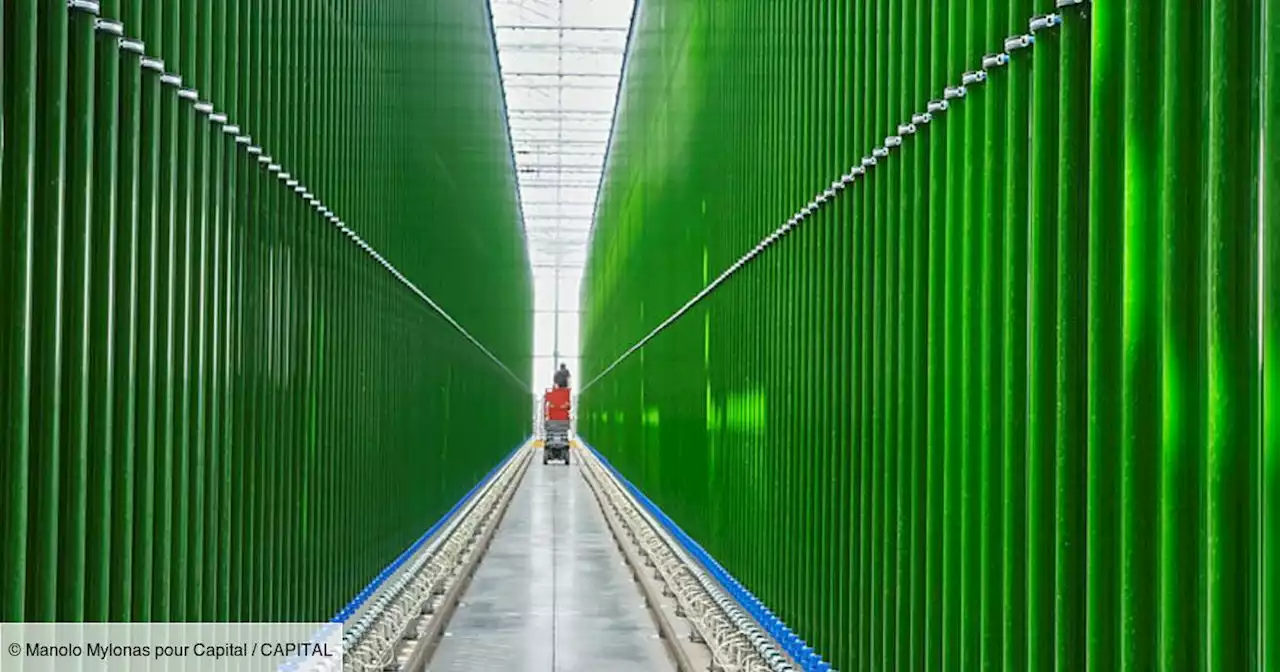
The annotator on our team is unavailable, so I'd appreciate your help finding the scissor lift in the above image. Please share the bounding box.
[542,387,571,465]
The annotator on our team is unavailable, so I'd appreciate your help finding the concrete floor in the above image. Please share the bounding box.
[428,453,675,672]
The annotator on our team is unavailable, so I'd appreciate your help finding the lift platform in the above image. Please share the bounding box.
[541,387,571,465]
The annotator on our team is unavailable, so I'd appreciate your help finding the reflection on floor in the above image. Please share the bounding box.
[428,456,675,672]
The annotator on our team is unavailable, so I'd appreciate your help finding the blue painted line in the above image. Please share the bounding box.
[580,440,830,672]
[330,439,527,623]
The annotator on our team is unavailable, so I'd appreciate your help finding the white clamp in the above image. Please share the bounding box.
[95,19,124,36]
[1005,35,1034,51]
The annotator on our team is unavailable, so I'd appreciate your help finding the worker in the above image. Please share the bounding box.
[553,363,570,389]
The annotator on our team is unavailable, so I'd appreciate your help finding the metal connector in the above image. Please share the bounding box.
[961,70,986,85]
[94,19,124,36]
[873,147,889,159]
[67,0,101,15]
[194,102,214,114]
[897,123,917,135]
[885,135,903,148]
[160,73,182,87]
[119,38,145,54]
[944,86,967,99]
[982,53,1010,69]
[912,112,933,125]
[140,57,164,72]
[209,113,228,124]
[177,88,198,101]
[861,156,877,168]
[1005,34,1035,51]
[927,99,949,113]
[246,146,263,156]
[1030,14,1062,31]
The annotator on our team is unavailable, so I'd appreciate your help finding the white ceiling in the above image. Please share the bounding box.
[490,0,633,387]
[490,0,632,272]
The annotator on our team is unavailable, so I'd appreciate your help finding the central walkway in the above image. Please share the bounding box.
[429,452,675,672]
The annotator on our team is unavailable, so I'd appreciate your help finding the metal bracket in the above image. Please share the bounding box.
[912,112,932,125]
[177,88,198,101]
[256,154,272,164]
[944,86,967,100]
[268,164,282,173]
[1056,0,1087,7]
[885,135,903,148]
[1005,34,1034,51]
[223,125,242,135]
[194,102,214,114]
[872,147,889,159]
[94,19,124,36]
[140,57,165,73]
[119,38,145,54]
[926,99,948,113]
[287,180,300,188]
[861,156,877,168]
[897,123,917,136]
[160,73,182,87]
[234,136,251,145]
[961,70,986,85]
[67,0,101,15]
[209,113,228,124]
[1030,14,1062,32]
[982,53,1010,69]
[246,146,263,156]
